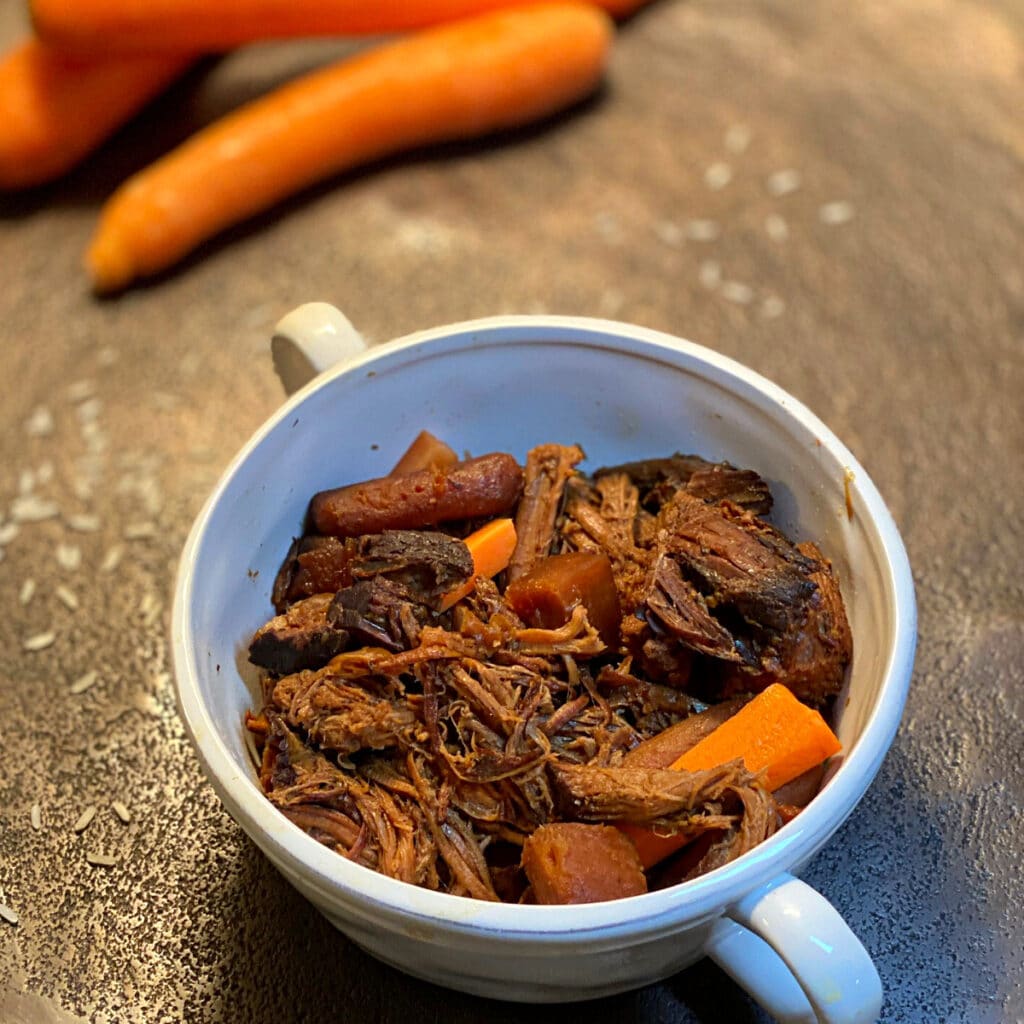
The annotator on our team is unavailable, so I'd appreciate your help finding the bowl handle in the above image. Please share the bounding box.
[704,872,883,1024]
[271,302,367,395]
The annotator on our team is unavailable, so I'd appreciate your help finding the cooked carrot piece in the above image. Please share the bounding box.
[0,37,189,190]
[439,518,517,611]
[85,3,614,291]
[623,684,841,868]
[31,0,646,54]
[523,823,648,904]
[390,431,459,477]
[621,697,748,770]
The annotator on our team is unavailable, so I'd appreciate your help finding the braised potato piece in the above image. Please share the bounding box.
[505,551,621,647]
[390,429,459,476]
[522,823,647,904]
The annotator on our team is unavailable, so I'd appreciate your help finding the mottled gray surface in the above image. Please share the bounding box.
[1,0,1022,1021]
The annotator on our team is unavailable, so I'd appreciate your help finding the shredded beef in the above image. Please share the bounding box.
[596,453,773,515]
[508,443,585,581]
[350,529,473,605]
[249,593,351,675]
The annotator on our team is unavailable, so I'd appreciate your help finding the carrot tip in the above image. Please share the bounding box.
[86,230,134,293]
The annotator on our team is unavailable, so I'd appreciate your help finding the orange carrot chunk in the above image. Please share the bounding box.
[31,0,648,54]
[523,823,648,904]
[85,4,614,291]
[0,37,189,190]
[624,683,841,869]
[439,518,517,611]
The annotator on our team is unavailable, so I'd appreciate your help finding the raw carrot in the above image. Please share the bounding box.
[85,3,614,292]
[624,684,841,868]
[31,0,647,55]
[440,518,518,611]
[0,37,189,190]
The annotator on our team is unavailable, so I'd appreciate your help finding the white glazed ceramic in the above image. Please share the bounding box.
[172,308,916,1023]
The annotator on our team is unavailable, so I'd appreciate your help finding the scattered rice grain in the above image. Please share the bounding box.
[765,214,790,242]
[654,221,684,247]
[30,803,42,830]
[0,522,19,545]
[124,521,157,540]
[0,903,18,926]
[111,801,131,824]
[56,585,79,611]
[140,592,163,627]
[56,544,82,571]
[685,219,721,242]
[25,406,54,437]
[767,169,802,196]
[593,212,624,244]
[73,806,97,833]
[86,852,117,868]
[153,392,180,410]
[71,670,98,695]
[11,494,60,523]
[698,260,722,290]
[819,200,855,225]
[761,295,787,319]
[19,469,36,494]
[704,162,732,190]
[23,631,56,653]
[19,578,36,605]
[100,546,123,573]
[76,398,103,424]
[725,123,751,154]
[97,346,118,367]
[721,281,754,305]
[67,379,97,403]
[37,461,55,485]
[67,513,101,533]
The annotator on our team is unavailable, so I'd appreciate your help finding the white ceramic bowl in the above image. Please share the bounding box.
[172,308,916,1024]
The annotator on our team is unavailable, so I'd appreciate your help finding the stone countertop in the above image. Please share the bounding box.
[1,1,1021,1021]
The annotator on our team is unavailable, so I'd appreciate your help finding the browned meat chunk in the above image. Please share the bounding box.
[658,492,816,634]
[717,541,853,705]
[507,443,584,581]
[248,593,350,675]
[349,529,472,606]
[271,535,357,612]
[644,553,742,661]
[596,453,773,515]
[270,668,419,757]
[328,576,426,651]
[550,759,751,827]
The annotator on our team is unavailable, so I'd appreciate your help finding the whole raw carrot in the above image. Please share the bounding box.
[623,684,841,868]
[32,0,645,55]
[86,3,615,292]
[0,37,189,190]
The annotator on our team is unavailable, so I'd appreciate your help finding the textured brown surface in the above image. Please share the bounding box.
[1,0,1022,1021]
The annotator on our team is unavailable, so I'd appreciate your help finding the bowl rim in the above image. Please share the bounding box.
[172,313,916,942]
